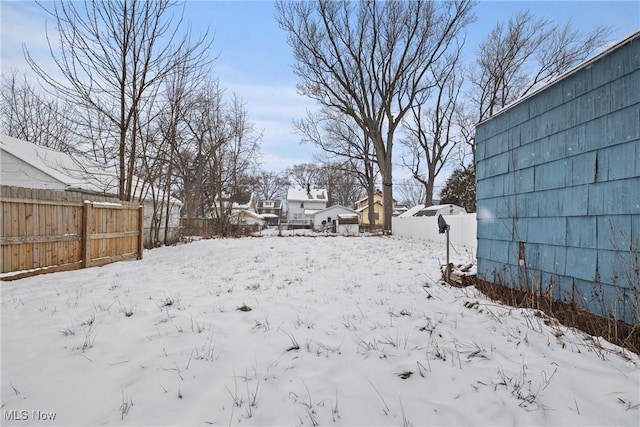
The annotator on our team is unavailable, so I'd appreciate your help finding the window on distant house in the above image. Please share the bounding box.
[374,213,379,221]
[300,203,304,208]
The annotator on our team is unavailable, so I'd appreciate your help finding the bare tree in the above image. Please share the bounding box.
[313,160,364,208]
[25,0,212,201]
[178,82,261,236]
[152,52,211,245]
[276,0,475,233]
[395,179,426,208]
[181,80,231,219]
[1,71,77,151]
[224,94,262,203]
[468,11,611,148]
[285,163,323,190]
[252,170,289,202]
[441,10,613,209]
[296,108,377,222]
[401,47,464,207]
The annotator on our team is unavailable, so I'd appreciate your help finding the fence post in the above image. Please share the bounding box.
[82,201,92,268]
[137,205,144,259]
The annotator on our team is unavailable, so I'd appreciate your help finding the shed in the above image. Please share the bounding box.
[312,205,360,231]
[336,214,360,235]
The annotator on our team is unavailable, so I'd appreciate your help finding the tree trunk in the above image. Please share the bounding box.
[379,155,393,234]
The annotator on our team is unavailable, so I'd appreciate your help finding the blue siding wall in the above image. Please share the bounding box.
[475,33,640,324]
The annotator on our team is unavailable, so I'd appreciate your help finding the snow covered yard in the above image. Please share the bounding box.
[1,235,638,426]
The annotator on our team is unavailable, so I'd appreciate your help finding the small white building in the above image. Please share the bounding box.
[399,204,467,218]
[336,214,360,235]
[312,205,360,231]
[286,187,328,227]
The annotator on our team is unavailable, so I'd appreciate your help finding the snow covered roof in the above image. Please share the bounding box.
[232,210,263,220]
[355,200,382,213]
[398,204,466,218]
[1,134,118,195]
[399,204,426,217]
[424,204,464,212]
[287,188,328,202]
[337,213,359,218]
[313,205,358,215]
[1,134,182,205]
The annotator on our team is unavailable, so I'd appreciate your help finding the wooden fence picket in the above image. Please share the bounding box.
[0,186,143,280]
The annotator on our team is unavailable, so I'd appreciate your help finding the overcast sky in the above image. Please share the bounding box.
[1,1,639,179]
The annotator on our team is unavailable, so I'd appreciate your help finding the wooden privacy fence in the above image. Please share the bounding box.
[180,217,261,238]
[1,186,143,280]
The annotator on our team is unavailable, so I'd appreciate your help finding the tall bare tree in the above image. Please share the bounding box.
[178,81,261,235]
[223,94,262,203]
[296,108,377,222]
[276,0,475,233]
[180,80,230,218]
[314,160,364,208]
[252,170,289,201]
[402,46,464,207]
[25,0,212,201]
[150,53,210,245]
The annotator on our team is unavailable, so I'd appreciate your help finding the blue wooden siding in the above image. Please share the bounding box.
[476,33,640,324]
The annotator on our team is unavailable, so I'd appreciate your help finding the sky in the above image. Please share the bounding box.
[2,234,639,426]
[1,1,639,181]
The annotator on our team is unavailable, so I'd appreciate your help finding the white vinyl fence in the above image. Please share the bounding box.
[392,213,477,252]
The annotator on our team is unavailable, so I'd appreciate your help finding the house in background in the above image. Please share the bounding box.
[232,210,265,227]
[355,190,396,227]
[213,192,264,226]
[286,186,328,227]
[0,134,182,247]
[312,204,360,231]
[257,199,283,226]
[475,31,640,325]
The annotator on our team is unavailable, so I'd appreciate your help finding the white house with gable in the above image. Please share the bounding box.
[286,186,328,227]
[0,134,182,246]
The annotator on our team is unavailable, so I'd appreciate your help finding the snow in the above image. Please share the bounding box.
[86,201,125,208]
[287,188,328,202]
[2,235,638,426]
